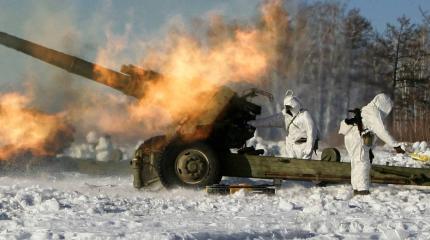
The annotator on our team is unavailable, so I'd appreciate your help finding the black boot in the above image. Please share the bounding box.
[353,190,370,196]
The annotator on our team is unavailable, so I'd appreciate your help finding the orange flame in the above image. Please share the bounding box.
[0,93,73,160]
[129,29,269,129]
[92,1,287,139]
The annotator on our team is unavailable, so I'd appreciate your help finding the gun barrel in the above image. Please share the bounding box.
[0,31,147,98]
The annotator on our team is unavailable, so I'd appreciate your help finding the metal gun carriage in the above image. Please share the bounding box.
[1,31,429,189]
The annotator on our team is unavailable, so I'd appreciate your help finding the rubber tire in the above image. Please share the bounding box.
[156,142,221,189]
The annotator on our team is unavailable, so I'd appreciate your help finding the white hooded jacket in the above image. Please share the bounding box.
[339,93,399,191]
[339,93,399,148]
[250,91,318,159]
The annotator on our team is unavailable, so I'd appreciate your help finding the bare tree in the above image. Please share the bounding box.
[376,16,430,141]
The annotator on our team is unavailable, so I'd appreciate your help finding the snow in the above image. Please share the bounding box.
[412,141,430,155]
[0,144,429,239]
[85,131,99,145]
[1,172,430,239]
[373,147,426,168]
[419,142,428,153]
[63,132,131,162]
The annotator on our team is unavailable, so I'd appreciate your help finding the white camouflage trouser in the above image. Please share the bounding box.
[285,140,312,159]
[344,127,371,191]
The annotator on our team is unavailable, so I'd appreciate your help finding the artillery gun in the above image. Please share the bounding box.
[1,31,430,189]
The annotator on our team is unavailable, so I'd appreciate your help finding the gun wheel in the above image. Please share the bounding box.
[175,149,211,184]
[157,142,220,189]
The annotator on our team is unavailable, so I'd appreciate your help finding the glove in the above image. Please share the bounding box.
[302,147,313,159]
[394,146,405,154]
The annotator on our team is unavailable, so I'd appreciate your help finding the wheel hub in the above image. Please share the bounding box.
[175,149,210,184]
[186,161,198,172]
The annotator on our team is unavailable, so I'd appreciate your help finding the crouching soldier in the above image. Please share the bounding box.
[339,93,405,196]
[250,90,319,159]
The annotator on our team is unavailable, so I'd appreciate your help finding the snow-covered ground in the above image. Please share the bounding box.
[0,144,429,239]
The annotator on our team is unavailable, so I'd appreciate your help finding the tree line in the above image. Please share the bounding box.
[260,1,430,142]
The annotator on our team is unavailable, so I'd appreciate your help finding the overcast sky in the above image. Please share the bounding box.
[1,0,430,90]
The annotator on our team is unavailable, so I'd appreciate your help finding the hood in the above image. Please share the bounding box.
[283,90,302,115]
[368,93,393,118]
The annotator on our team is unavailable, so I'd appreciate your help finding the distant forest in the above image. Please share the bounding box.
[259,1,430,142]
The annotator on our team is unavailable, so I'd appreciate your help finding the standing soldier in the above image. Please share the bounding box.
[339,93,405,196]
[250,90,318,159]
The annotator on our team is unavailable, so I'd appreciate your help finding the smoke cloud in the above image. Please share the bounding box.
[0,0,291,157]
